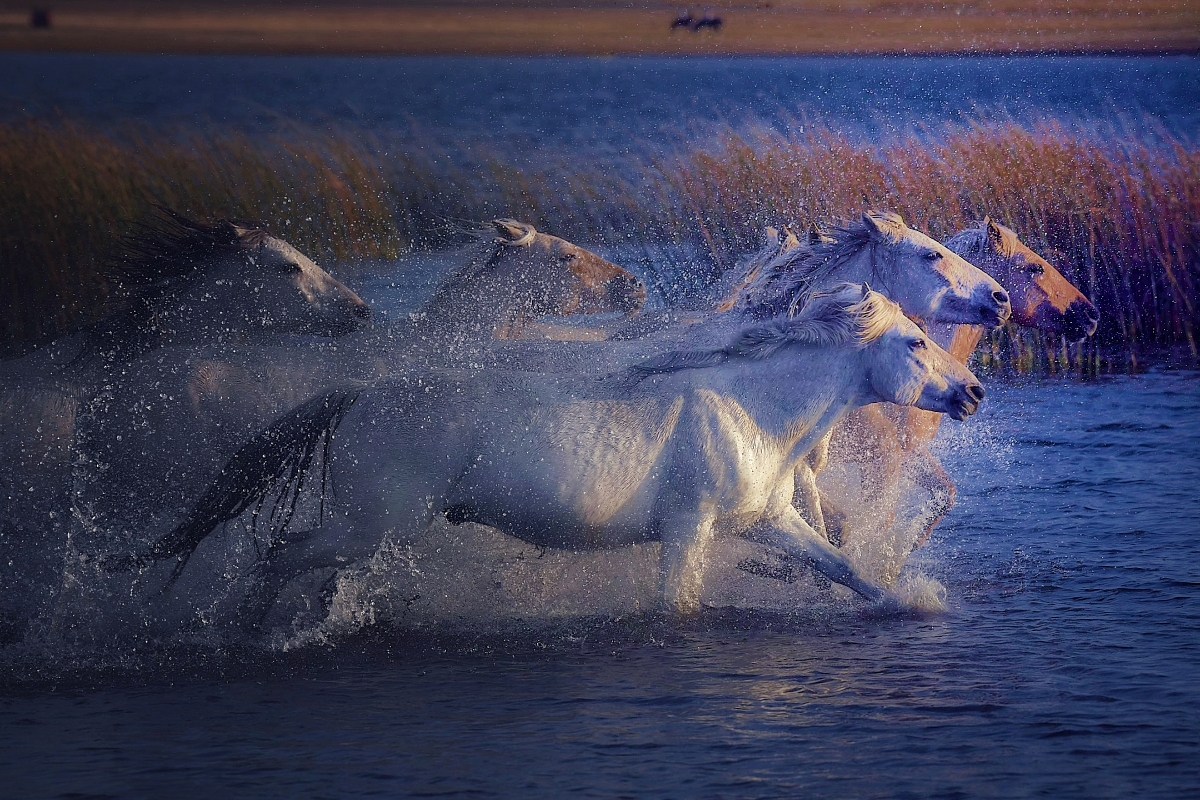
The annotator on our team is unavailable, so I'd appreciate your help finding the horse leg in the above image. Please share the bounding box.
[791,427,835,539]
[745,506,890,604]
[906,448,956,548]
[791,462,828,540]
[658,511,717,614]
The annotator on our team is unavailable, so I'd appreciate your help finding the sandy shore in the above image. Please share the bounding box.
[0,1,1196,56]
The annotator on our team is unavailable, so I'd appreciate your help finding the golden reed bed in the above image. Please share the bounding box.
[2,115,1197,374]
[0,1,1197,56]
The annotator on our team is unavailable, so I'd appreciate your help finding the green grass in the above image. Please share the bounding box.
[2,115,1196,369]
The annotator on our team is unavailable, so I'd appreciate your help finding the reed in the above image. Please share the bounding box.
[2,115,1196,368]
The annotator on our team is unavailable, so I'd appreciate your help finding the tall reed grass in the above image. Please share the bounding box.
[2,116,1196,368]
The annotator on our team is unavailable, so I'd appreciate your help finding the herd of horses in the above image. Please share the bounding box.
[0,207,1099,636]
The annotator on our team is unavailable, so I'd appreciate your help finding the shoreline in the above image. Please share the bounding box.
[1,3,1196,57]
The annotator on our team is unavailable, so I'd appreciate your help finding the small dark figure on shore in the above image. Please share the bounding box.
[31,8,52,28]
[693,12,723,31]
[671,10,693,30]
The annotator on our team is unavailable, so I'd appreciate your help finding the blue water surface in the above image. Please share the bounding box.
[2,370,1198,798]
[2,53,1197,147]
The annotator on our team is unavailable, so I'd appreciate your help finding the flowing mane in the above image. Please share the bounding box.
[632,285,904,377]
[82,208,270,361]
[735,212,909,320]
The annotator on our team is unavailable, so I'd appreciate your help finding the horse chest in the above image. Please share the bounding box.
[688,395,793,515]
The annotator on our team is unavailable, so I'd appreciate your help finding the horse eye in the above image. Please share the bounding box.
[908,338,927,351]
[282,261,303,274]
[923,250,941,261]
[562,252,579,262]
[1028,264,1045,275]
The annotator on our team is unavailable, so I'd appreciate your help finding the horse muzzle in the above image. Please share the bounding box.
[1062,298,1100,342]
[978,288,1012,327]
[946,381,985,421]
[937,287,1012,327]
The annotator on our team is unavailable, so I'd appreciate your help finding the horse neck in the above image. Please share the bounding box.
[704,347,864,463]
[928,323,985,364]
[811,245,877,293]
[162,255,251,344]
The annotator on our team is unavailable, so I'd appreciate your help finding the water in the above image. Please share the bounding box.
[2,54,1198,147]
[2,54,1199,795]
[2,370,1198,797]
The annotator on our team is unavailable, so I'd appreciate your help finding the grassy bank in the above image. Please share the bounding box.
[2,1,1196,57]
[2,115,1197,368]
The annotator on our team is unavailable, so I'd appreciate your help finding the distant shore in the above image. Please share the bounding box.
[1,1,1197,57]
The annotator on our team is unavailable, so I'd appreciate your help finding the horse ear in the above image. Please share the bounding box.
[806,222,822,245]
[986,218,1005,249]
[492,218,536,246]
[781,225,801,251]
[765,226,780,248]
[862,211,894,240]
[861,211,879,236]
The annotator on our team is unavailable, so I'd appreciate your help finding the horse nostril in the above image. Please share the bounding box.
[967,383,985,403]
[353,302,372,319]
[992,290,1009,307]
[1085,303,1099,322]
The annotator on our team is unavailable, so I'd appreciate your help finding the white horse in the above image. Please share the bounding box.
[707,211,1010,540]
[815,218,1100,580]
[745,218,1099,586]
[134,284,984,620]
[720,210,1011,327]
[76,208,372,361]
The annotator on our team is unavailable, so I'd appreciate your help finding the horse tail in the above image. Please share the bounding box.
[133,388,361,585]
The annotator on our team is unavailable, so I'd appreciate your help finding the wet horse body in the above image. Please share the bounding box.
[141,286,983,622]
[715,211,1011,541]
[817,219,1099,581]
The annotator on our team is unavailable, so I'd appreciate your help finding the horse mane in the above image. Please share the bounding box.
[632,284,902,377]
[944,219,1018,261]
[736,211,907,320]
[80,208,271,362]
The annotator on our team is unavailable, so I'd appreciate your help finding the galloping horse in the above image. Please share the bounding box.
[708,211,1011,540]
[80,208,371,360]
[0,207,375,495]
[135,285,984,621]
[816,219,1099,581]
[418,219,646,343]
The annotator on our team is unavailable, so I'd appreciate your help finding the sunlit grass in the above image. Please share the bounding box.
[2,115,1196,370]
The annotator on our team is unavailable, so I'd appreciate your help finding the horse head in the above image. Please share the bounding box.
[216,221,372,337]
[857,211,1011,327]
[811,283,984,421]
[488,219,647,316]
[946,219,1098,342]
[730,211,1010,327]
[85,210,371,360]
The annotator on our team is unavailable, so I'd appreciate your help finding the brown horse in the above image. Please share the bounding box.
[817,219,1098,582]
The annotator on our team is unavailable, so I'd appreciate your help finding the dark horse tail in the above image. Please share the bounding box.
[124,388,361,585]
